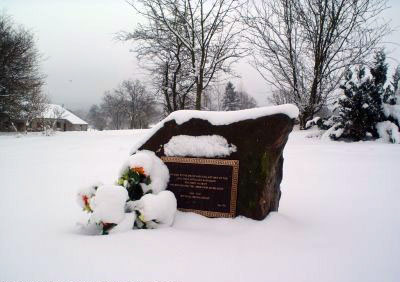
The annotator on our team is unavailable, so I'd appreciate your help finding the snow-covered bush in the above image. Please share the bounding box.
[376,121,400,143]
[383,102,400,127]
[321,124,344,141]
[305,117,321,129]
[77,150,176,235]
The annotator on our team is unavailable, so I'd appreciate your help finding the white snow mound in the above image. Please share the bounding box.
[121,150,169,194]
[130,190,177,227]
[90,185,128,224]
[164,135,236,157]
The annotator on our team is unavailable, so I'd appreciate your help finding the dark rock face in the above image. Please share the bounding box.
[138,113,295,220]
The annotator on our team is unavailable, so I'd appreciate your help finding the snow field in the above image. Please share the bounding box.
[0,129,399,282]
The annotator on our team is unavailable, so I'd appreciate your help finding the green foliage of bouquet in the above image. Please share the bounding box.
[117,166,151,201]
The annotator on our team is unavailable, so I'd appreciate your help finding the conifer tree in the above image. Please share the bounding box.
[385,65,400,105]
[383,65,400,127]
[222,82,241,111]
[335,50,389,140]
[392,66,400,94]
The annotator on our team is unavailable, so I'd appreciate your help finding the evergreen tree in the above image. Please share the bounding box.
[391,65,400,94]
[385,65,400,105]
[0,13,45,127]
[383,66,400,127]
[335,50,389,140]
[222,82,241,111]
[238,91,258,109]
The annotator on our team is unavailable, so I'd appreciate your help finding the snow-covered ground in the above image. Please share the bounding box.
[0,129,399,282]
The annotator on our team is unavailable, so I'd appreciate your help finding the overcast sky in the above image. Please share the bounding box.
[2,0,400,110]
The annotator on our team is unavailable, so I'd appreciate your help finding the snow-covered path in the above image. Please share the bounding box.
[0,130,399,282]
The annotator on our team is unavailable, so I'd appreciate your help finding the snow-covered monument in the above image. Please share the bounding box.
[132,104,299,220]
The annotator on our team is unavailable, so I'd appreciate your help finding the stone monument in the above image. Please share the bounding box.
[131,104,298,220]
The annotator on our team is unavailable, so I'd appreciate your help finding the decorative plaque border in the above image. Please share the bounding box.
[161,157,239,218]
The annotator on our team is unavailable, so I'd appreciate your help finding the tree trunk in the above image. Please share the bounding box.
[129,118,134,129]
[11,122,18,133]
[195,69,204,110]
[299,110,313,130]
[24,120,29,134]
[195,86,202,110]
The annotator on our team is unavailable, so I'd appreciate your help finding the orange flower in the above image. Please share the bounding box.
[131,166,146,175]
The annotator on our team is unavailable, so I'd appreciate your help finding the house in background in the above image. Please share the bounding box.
[0,104,88,132]
[31,104,88,131]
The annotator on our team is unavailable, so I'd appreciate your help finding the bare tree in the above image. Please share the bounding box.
[117,79,157,129]
[207,81,225,110]
[99,80,159,130]
[125,0,245,110]
[101,91,127,130]
[22,90,49,133]
[243,0,390,128]
[119,11,195,114]
[0,13,45,123]
[36,104,67,135]
[87,104,107,130]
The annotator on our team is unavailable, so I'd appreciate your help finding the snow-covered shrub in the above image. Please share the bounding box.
[383,102,400,127]
[321,124,344,141]
[376,121,400,143]
[316,115,340,130]
[305,117,321,129]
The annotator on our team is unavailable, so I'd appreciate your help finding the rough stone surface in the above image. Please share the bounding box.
[137,113,295,220]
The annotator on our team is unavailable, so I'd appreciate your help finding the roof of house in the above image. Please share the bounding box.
[43,104,88,125]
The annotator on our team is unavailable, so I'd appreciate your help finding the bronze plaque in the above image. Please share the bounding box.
[161,157,239,218]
